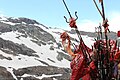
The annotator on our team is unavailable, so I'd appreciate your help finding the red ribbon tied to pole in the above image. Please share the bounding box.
[99,0,103,3]
[69,18,77,28]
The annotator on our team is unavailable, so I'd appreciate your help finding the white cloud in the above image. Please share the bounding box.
[77,20,99,32]
[77,11,120,32]
[108,11,120,32]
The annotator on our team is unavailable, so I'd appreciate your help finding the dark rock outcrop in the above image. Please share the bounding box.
[0,54,12,60]
[13,66,71,80]
[0,38,38,57]
[0,22,12,33]
[0,66,15,80]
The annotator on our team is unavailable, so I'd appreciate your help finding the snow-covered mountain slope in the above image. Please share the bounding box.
[0,31,70,68]
[0,16,117,80]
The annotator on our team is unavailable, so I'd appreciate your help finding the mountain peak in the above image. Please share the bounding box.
[7,17,40,24]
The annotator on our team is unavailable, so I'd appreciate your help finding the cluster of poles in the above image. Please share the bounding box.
[61,0,120,80]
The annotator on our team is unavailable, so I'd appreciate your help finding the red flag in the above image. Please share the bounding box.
[70,55,96,80]
[70,57,90,80]
[70,39,91,80]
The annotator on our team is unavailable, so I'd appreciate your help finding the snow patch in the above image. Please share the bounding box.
[0,16,8,21]
[21,73,62,79]
[1,21,16,25]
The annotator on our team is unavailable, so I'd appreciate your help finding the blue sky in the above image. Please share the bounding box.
[0,0,120,32]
